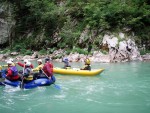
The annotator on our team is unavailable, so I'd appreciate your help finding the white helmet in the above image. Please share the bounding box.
[25,61,31,66]
[24,59,28,63]
[37,59,42,63]
[7,60,13,64]
[9,58,14,62]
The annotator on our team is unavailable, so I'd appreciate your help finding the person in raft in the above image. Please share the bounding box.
[80,58,91,71]
[32,59,44,79]
[1,58,16,67]
[5,60,21,81]
[42,57,55,83]
[22,61,34,83]
[9,58,16,66]
[16,59,34,69]
[62,58,71,69]
[0,65,2,79]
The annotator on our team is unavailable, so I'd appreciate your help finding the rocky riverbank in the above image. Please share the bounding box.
[0,49,150,63]
[0,33,149,63]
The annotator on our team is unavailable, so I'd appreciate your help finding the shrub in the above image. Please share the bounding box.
[101,50,108,55]
[20,49,26,55]
[72,47,88,55]
[140,50,150,55]
[1,48,10,54]
[13,45,22,52]
[48,48,56,54]
[65,49,72,55]
[39,49,47,55]
[25,50,32,55]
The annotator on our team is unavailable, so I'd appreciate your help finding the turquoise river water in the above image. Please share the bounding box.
[0,61,150,113]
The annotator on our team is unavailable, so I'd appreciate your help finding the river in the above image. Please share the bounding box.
[0,61,150,113]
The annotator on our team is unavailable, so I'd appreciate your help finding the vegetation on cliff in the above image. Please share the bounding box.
[1,0,150,54]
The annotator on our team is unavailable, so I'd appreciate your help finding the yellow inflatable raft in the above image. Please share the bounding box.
[53,68,104,76]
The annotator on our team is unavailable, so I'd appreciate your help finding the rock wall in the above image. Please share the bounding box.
[0,3,14,45]
[0,6,8,44]
[102,33,142,62]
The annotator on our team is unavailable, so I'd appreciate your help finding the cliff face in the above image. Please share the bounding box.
[102,33,142,62]
[0,6,8,45]
[0,3,14,46]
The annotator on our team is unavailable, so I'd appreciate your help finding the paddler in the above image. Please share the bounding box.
[80,58,91,71]
[62,58,71,69]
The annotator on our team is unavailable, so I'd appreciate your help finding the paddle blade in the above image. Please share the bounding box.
[53,84,61,90]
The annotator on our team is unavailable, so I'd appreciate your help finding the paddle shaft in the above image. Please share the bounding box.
[41,69,51,79]
[41,69,61,90]
[21,65,25,89]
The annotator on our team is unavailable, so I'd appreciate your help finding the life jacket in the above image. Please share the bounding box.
[24,75,33,81]
[0,65,2,71]
[83,65,91,71]
[10,66,18,76]
[64,62,71,69]
[7,66,20,81]
[42,62,53,77]
[24,67,33,81]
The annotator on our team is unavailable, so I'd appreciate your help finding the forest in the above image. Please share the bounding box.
[0,0,150,55]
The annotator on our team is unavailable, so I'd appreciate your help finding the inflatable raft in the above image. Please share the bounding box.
[0,70,56,89]
[2,76,55,89]
[53,68,104,76]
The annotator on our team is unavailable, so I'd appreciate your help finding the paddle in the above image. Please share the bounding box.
[20,65,25,89]
[41,69,61,90]
[0,77,5,85]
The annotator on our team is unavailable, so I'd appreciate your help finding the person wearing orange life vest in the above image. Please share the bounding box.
[5,60,20,81]
[42,58,55,82]
[80,58,91,71]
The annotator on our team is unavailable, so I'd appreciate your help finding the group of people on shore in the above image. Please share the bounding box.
[0,57,91,84]
[0,57,54,84]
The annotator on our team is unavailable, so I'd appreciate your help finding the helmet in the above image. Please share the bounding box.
[25,61,31,66]
[24,59,28,63]
[84,58,90,65]
[62,58,69,63]
[37,59,42,63]
[9,58,14,62]
[45,57,50,62]
[7,60,13,65]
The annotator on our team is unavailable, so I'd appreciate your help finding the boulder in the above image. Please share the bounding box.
[102,33,141,62]
[10,52,19,56]
[141,54,150,60]
[22,55,31,60]
[31,52,38,59]
[0,54,9,61]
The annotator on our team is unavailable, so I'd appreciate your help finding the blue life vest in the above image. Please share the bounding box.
[10,66,18,76]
